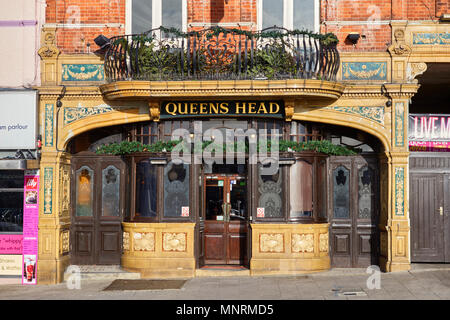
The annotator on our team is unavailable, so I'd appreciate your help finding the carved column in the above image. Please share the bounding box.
[380,84,419,272]
[38,96,71,284]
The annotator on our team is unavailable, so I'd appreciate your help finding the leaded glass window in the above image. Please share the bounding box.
[333,166,350,219]
[164,161,189,217]
[76,166,94,217]
[358,166,374,219]
[258,163,283,218]
[102,165,120,217]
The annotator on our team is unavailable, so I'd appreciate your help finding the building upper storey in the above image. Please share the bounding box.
[43,0,449,54]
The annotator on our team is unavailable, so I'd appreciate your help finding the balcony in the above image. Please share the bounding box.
[100,26,344,101]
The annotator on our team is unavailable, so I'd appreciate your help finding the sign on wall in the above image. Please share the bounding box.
[22,170,39,285]
[0,90,37,150]
[409,114,450,152]
[160,100,285,119]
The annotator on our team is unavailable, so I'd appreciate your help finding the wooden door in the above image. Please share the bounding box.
[71,155,125,265]
[410,173,445,262]
[203,175,248,265]
[329,156,379,268]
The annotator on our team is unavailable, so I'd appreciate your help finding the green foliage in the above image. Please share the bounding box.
[95,139,358,156]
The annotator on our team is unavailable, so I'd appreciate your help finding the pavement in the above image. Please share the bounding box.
[1,264,450,300]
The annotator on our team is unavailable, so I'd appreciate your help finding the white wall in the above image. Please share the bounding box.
[0,0,45,88]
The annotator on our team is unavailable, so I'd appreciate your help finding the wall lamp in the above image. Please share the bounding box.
[346,32,361,45]
[440,14,450,22]
[94,34,111,54]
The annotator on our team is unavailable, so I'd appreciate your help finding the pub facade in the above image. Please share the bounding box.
[34,0,449,284]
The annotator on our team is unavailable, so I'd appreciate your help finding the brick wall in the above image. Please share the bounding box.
[46,0,448,54]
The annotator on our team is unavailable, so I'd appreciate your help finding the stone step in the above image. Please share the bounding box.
[195,267,250,277]
[63,265,141,281]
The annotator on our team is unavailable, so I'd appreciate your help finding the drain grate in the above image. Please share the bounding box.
[103,279,187,291]
[332,287,367,297]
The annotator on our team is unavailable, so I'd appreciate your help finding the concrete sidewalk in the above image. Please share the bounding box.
[1,265,450,300]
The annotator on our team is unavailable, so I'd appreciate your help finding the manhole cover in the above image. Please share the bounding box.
[103,279,187,291]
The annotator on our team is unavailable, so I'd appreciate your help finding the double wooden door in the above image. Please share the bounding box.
[71,154,125,265]
[410,154,450,262]
[202,175,249,265]
[329,156,379,267]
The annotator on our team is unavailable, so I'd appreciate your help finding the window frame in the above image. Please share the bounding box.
[126,0,188,34]
[257,0,320,32]
[128,154,194,223]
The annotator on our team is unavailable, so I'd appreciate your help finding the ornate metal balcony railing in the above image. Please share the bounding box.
[104,26,340,82]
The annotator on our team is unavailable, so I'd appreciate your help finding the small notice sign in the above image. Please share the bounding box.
[181,206,190,217]
[257,207,265,218]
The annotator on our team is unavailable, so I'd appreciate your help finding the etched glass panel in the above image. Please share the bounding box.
[258,164,283,218]
[290,160,313,218]
[135,160,157,217]
[164,161,189,217]
[75,166,94,217]
[333,166,349,219]
[101,165,120,217]
[358,166,374,219]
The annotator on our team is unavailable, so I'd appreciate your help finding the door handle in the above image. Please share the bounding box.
[440,206,443,216]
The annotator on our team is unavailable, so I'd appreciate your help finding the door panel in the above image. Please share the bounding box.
[71,155,125,265]
[330,156,380,268]
[410,173,444,262]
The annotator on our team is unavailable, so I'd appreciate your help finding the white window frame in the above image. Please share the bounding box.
[257,0,320,32]
[126,0,187,34]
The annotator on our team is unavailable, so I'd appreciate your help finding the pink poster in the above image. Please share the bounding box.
[22,170,39,285]
[409,141,450,152]
[0,234,22,254]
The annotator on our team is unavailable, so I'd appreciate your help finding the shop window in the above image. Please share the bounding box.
[333,166,350,219]
[101,165,121,217]
[260,0,318,31]
[131,0,185,34]
[134,122,159,145]
[135,159,158,218]
[75,166,94,217]
[289,159,313,219]
[257,163,284,219]
[163,161,190,217]
[358,166,375,219]
[0,170,24,232]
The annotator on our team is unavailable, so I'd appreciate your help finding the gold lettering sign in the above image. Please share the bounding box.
[161,100,285,119]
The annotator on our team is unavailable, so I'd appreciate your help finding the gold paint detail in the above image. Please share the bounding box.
[38,28,60,59]
[285,105,294,122]
[149,101,160,122]
[133,232,155,252]
[123,232,130,251]
[291,233,314,253]
[163,232,187,252]
[388,29,411,56]
[319,233,329,252]
[259,233,284,253]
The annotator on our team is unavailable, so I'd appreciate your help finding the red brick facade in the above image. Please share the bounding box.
[46,0,448,53]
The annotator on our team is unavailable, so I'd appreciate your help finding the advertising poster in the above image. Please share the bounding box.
[409,114,450,152]
[22,170,39,285]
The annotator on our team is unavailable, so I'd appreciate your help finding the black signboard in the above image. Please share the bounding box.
[160,100,285,119]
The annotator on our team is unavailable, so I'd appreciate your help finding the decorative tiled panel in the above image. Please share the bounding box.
[44,104,54,147]
[259,233,284,253]
[342,62,387,81]
[162,232,187,252]
[395,102,405,147]
[133,232,155,251]
[395,167,405,216]
[413,33,450,45]
[326,106,385,125]
[123,232,130,251]
[291,234,314,253]
[64,103,114,125]
[62,64,104,82]
[319,233,329,253]
[43,167,53,214]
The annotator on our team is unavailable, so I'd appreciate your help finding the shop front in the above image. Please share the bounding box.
[36,26,417,283]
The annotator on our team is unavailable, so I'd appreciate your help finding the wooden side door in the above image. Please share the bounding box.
[329,158,353,267]
[71,155,125,265]
[410,172,445,262]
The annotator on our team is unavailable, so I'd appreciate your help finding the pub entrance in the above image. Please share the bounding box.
[199,163,250,266]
